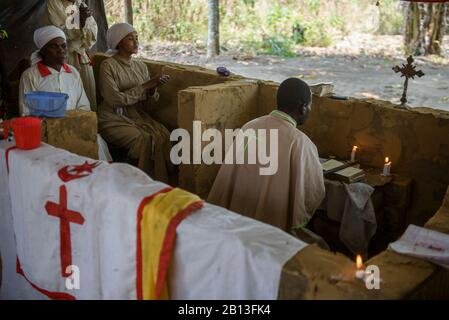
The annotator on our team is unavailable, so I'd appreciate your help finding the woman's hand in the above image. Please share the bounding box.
[142,75,171,91]
[157,75,170,86]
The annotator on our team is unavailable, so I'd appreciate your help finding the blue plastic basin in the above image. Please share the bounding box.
[24,91,69,118]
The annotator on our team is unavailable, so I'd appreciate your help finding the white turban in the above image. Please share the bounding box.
[30,26,67,65]
[106,23,137,55]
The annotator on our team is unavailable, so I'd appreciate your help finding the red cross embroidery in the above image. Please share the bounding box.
[45,185,85,277]
[58,161,100,182]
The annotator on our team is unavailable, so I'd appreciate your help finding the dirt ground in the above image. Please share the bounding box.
[140,34,449,112]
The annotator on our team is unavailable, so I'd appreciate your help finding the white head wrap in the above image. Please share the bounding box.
[30,26,67,65]
[106,23,137,55]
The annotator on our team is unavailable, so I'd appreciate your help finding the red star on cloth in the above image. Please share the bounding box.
[58,161,100,183]
[71,161,100,174]
[45,185,85,278]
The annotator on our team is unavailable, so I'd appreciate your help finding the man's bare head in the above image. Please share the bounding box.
[276,78,312,126]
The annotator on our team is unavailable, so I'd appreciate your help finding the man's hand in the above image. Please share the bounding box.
[142,75,171,91]
[79,5,92,29]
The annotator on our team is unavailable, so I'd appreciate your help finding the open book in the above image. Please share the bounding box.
[321,159,365,183]
[321,159,345,172]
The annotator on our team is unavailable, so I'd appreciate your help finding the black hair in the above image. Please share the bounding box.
[276,78,311,113]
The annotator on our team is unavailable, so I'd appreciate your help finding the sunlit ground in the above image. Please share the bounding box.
[139,34,449,111]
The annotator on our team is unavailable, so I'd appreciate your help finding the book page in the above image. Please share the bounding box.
[321,159,345,172]
[335,167,364,177]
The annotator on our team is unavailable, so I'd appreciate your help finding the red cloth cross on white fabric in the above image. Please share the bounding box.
[45,185,85,277]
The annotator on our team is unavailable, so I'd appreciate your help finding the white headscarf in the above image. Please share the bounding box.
[106,23,137,55]
[30,26,67,66]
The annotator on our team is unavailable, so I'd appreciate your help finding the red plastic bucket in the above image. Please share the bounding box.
[12,117,42,150]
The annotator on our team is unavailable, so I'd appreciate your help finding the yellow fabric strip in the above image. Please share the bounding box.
[141,188,202,300]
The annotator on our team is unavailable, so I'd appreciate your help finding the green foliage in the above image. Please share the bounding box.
[292,21,306,44]
[303,21,333,47]
[105,0,407,57]
[377,0,404,35]
[262,35,296,57]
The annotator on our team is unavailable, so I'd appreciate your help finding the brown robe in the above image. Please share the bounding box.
[98,54,174,184]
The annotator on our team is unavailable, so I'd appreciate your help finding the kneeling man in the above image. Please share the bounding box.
[208,78,325,231]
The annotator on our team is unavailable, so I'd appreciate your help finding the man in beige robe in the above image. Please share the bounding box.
[208,78,325,232]
[46,0,97,110]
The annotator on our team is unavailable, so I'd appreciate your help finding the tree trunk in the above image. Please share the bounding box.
[207,0,219,58]
[427,3,447,55]
[124,0,133,26]
[404,2,447,56]
[91,0,108,52]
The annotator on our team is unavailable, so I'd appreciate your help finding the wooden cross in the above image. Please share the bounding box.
[392,55,425,106]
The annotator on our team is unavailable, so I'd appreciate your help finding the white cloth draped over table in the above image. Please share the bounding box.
[0,141,306,299]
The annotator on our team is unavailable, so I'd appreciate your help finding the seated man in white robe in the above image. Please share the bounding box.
[208,78,326,232]
[19,26,111,161]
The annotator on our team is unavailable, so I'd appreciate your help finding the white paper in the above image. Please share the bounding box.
[389,224,449,268]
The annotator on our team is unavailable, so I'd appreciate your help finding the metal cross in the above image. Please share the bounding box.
[392,55,425,106]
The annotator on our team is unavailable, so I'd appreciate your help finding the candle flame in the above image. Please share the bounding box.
[356,255,363,269]
[385,157,389,163]
[353,146,358,150]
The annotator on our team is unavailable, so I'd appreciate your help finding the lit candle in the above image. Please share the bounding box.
[383,157,392,176]
[355,255,365,279]
[350,146,358,162]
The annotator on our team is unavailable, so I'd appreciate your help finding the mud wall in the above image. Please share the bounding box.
[42,110,99,159]
[178,81,259,198]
